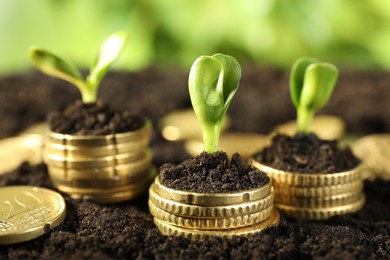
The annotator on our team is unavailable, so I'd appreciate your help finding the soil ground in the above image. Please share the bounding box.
[0,68,389,259]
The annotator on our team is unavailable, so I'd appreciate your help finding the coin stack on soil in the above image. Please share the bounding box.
[251,161,366,220]
[148,176,279,239]
[43,120,155,204]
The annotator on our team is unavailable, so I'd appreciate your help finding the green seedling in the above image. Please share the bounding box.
[29,31,128,104]
[290,57,339,134]
[189,53,241,154]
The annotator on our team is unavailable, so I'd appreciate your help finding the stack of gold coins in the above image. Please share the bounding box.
[251,161,366,220]
[148,176,280,240]
[43,120,155,204]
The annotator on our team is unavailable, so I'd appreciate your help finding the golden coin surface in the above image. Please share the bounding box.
[0,186,66,245]
[68,181,152,204]
[149,200,273,230]
[154,176,272,206]
[47,155,152,181]
[277,194,365,220]
[275,180,363,197]
[0,135,43,175]
[272,115,345,140]
[153,208,280,240]
[251,160,364,186]
[45,138,149,158]
[22,122,47,136]
[352,134,390,180]
[159,109,231,141]
[54,167,156,194]
[44,149,152,170]
[149,184,274,218]
[185,132,269,161]
[47,119,152,146]
[51,167,153,189]
[275,189,363,208]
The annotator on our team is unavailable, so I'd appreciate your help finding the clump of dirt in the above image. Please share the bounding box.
[48,100,144,135]
[160,151,269,193]
[254,133,361,173]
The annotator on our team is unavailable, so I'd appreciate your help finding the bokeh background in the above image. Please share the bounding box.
[1,0,390,76]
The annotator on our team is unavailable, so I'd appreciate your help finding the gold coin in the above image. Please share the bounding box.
[149,183,274,218]
[277,194,365,220]
[0,186,66,245]
[154,176,272,206]
[159,109,231,141]
[272,115,345,140]
[0,135,43,175]
[275,190,363,208]
[352,134,390,180]
[251,160,364,186]
[185,132,270,161]
[44,149,152,170]
[47,154,152,181]
[153,208,280,240]
[54,167,156,196]
[68,181,151,204]
[149,200,273,230]
[22,122,47,136]
[47,119,152,146]
[51,167,152,188]
[275,180,363,197]
[44,138,150,158]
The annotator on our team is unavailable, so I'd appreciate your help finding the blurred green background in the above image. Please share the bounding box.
[1,0,390,76]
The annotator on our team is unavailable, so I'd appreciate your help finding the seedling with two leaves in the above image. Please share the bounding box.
[188,54,241,154]
[290,57,339,134]
[29,31,128,104]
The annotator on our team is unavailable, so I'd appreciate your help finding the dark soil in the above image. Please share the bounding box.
[254,133,361,173]
[159,151,269,193]
[1,68,390,259]
[48,100,144,135]
[0,163,389,259]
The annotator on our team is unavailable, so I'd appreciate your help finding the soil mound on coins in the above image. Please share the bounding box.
[159,151,270,193]
[254,133,361,173]
[48,100,144,135]
[1,163,389,259]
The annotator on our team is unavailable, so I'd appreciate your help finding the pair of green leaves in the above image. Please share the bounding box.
[189,54,241,154]
[29,31,128,103]
[290,57,339,133]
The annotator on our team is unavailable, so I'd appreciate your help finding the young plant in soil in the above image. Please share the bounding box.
[290,57,338,134]
[252,57,365,220]
[149,54,278,239]
[28,31,153,203]
[29,31,127,104]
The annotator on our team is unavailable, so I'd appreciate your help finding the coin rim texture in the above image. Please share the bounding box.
[44,139,150,158]
[277,194,366,220]
[43,149,151,169]
[153,208,280,240]
[275,180,364,197]
[149,200,273,230]
[251,160,365,186]
[154,176,272,206]
[0,186,66,245]
[46,119,152,146]
[149,183,274,218]
[275,189,363,208]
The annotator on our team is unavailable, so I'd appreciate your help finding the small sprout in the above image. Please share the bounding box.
[189,53,241,154]
[290,57,339,134]
[29,31,128,104]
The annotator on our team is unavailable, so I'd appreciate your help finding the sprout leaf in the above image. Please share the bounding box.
[189,53,241,154]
